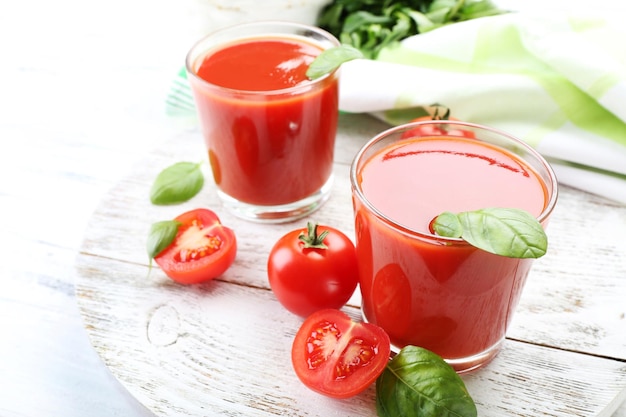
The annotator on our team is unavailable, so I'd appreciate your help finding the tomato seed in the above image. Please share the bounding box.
[334,338,378,380]
[305,321,341,370]
[175,220,223,263]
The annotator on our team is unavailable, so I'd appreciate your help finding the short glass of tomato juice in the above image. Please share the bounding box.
[350,121,558,373]
[185,21,340,222]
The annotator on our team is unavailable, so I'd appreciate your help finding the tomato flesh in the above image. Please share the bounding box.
[174,219,223,262]
[292,309,390,399]
[155,209,236,284]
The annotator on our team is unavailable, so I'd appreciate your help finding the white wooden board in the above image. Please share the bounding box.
[76,113,626,416]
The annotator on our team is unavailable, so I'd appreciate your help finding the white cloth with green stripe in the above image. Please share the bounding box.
[338,12,626,204]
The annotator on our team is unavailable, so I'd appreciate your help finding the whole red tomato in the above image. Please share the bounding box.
[154,208,236,284]
[401,106,476,139]
[267,222,358,318]
[291,309,391,399]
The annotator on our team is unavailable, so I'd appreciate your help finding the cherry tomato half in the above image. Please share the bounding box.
[154,208,236,284]
[291,309,391,399]
[267,222,359,318]
[401,106,475,139]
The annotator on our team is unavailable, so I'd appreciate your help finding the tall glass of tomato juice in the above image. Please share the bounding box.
[186,21,340,223]
[350,121,558,373]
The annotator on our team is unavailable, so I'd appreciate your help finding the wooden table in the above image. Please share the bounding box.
[1,0,625,416]
[73,112,626,417]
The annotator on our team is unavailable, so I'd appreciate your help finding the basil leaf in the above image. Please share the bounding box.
[376,345,477,417]
[316,0,504,59]
[147,220,180,259]
[306,44,364,80]
[433,207,548,258]
[150,161,204,205]
[432,211,463,238]
[458,207,547,258]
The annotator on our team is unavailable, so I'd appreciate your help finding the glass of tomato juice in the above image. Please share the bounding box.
[185,21,340,222]
[350,121,558,373]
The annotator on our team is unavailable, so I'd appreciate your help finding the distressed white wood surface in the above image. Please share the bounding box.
[76,113,626,416]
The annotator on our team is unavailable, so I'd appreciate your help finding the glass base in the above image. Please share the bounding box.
[388,338,503,374]
[363,310,504,374]
[441,340,503,374]
[217,175,334,223]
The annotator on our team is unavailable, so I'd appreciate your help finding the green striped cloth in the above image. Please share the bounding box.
[166,12,626,204]
[166,67,196,117]
[339,12,626,203]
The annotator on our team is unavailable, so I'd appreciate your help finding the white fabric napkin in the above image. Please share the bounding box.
[338,11,626,204]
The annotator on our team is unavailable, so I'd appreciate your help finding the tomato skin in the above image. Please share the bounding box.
[267,224,359,318]
[154,208,236,284]
[291,309,391,399]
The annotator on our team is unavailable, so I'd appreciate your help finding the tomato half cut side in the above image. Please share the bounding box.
[291,309,391,399]
[154,208,237,284]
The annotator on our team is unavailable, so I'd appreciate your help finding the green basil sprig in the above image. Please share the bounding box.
[150,161,204,205]
[433,207,548,258]
[306,44,364,80]
[317,0,505,59]
[376,346,477,417]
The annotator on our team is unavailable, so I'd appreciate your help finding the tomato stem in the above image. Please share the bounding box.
[299,222,329,249]
[430,104,451,121]
[428,104,452,135]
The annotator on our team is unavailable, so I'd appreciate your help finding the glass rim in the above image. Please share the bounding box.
[350,120,559,243]
[185,20,341,97]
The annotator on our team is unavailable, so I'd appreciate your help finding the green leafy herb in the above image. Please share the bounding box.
[306,44,364,80]
[433,207,548,258]
[146,220,181,260]
[317,0,505,59]
[432,211,463,237]
[376,345,477,417]
[150,161,204,205]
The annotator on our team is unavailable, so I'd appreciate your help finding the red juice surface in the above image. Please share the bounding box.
[196,39,319,91]
[354,136,548,362]
[189,37,338,205]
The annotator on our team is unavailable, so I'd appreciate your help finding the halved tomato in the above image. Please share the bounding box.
[154,208,236,284]
[291,309,391,399]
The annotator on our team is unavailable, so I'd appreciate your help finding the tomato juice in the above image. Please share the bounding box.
[186,25,339,214]
[351,123,557,372]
